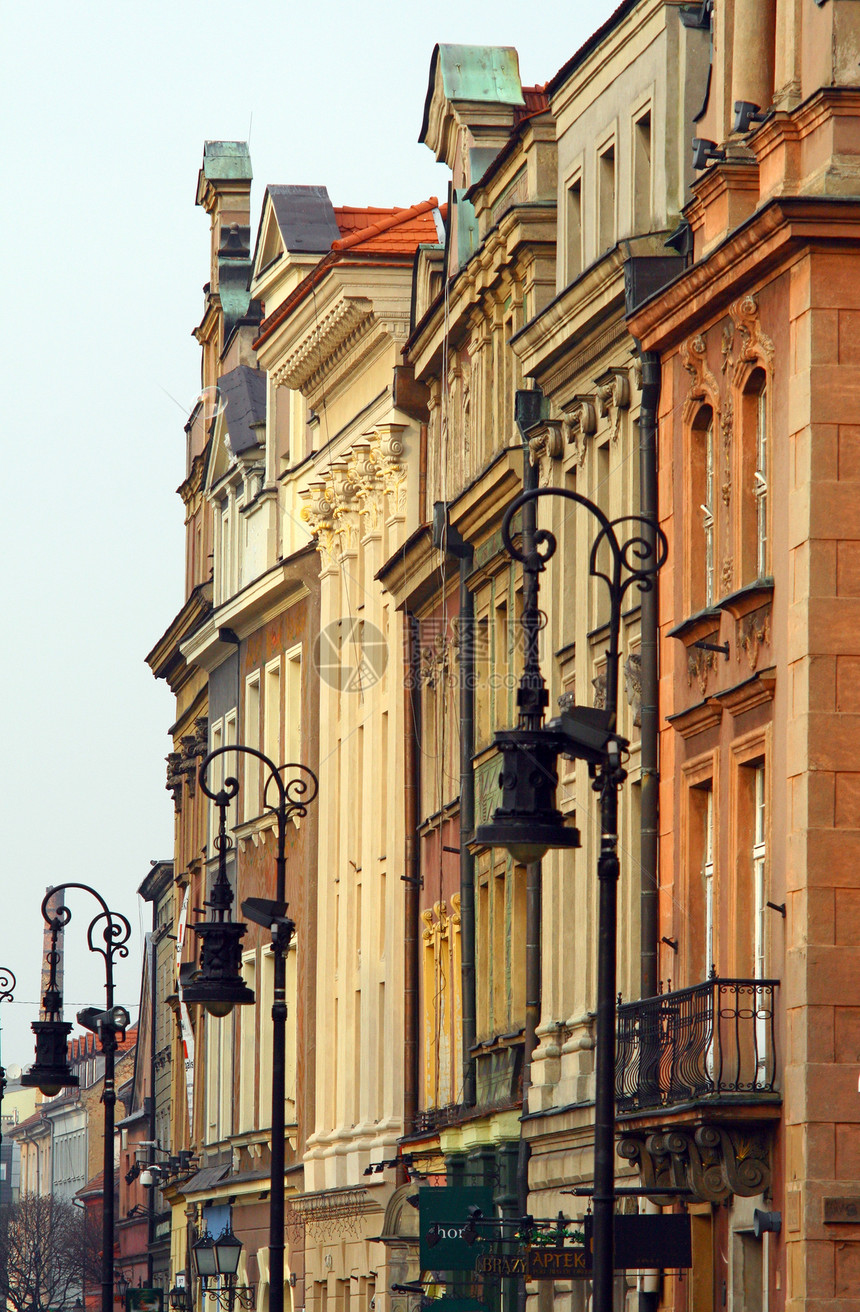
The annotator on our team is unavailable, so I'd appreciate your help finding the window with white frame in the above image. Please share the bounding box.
[284,645,302,764]
[755,385,768,577]
[264,658,281,774]
[238,952,257,1132]
[244,674,261,819]
[704,786,715,977]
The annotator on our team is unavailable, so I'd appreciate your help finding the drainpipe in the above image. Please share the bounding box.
[431,504,476,1108]
[514,389,544,1228]
[637,351,661,999]
[148,932,157,1285]
[403,612,421,1135]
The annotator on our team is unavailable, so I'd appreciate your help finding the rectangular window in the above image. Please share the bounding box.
[244,674,261,819]
[755,388,768,577]
[238,952,257,1132]
[598,142,616,252]
[633,110,652,232]
[703,417,715,604]
[704,787,715,977]
[225,710,238,832]
[566,176,582,282]
[209,720,224,856]
[284,646,302,765]
[259,947,274,1128]
[264,658,281,775]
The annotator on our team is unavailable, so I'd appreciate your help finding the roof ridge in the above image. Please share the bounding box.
[331,197,439,252]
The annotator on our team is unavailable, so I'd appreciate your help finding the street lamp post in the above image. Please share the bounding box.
[21,885,132,1312]
[473,487,667,1312]
[186,747,317,1312]
[0,967,16,1148]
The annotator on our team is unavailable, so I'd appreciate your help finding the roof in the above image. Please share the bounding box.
[200,140,252,183]
[463,86,551,202]
[254,198,441,350]
[78,1170,105,1200]
[268,185,342,253]
[332,200,441,255]
[545,0,638,97]
[420,44,525,141]
[218,365,267,456]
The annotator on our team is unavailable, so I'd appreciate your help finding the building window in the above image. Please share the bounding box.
[244,674,261,819]
[739,369,769,583]
[284,645,302,765]
[633,109,652,232]
[690,406,716,610]
[703,786,715,977]
[598,141,616,253]
[566,175,582,282]
[238,952,257,1133]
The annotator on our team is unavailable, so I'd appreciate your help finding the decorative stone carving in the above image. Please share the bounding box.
[166,752,184,811]
[738,605,771,670]
[528,421,564,486]
[688,644,718,695]
[592,671,607,710]
[680,334,720,422]
[623,652,642,728]
[618,1123,772,1205]
[721,321,734,375]
[731,293,775,370]
[301,425,408,561]
[166,716,209,810]
[273,298,374,393]
[562,396,598,466]
[594,369,631,443]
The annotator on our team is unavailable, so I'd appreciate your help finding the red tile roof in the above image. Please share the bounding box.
[332,199,440,255]
[519,85,549,119]
[254,197,442,349]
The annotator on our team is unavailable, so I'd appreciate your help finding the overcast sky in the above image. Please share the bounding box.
[0,0,620,1069]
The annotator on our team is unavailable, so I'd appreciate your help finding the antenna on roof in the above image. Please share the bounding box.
[247,112,253,148]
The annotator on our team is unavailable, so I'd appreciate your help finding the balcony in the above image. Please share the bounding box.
[616,976,779,1113]
[615,978,780,1203]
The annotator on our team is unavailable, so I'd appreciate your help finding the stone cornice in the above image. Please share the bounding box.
[628,195,860,351]
[181,558,313,671]
[512,246,627,385]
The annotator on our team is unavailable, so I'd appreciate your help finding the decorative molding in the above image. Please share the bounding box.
[273,298,374,393]
[666,698,723,739]
[528,420,564,486]
[563,396,598,466]
[731,293,775,371]
[623,652,642,728]
[680,333,720,423]
[618,1123,773,1205]
[300,426,408,562]
[737,605,771,671]
[594,368,631,443]
[688,644,719,695]
[543,319,628,399]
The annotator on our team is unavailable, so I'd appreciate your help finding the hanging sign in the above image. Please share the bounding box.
[418,1186,495,1270]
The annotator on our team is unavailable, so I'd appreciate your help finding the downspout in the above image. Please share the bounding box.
[637,351,661,999]
[148,931,157,1285]
[459,544,477,1109]
[514,389,543,1223]
[403,612,421,1135]
[431,505,476,1109]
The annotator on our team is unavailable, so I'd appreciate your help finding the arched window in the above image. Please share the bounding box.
[740,368,768,583]
[690,406,716,611]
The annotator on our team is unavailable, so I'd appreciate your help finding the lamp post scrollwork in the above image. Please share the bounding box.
[473,487,667,1312]
[21,885,132,1312]
[187,748,317,1312]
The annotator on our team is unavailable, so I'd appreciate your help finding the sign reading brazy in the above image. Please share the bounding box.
[417,1187,495,1269]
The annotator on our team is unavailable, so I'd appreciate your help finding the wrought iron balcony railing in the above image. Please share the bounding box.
[616,977,779,1114]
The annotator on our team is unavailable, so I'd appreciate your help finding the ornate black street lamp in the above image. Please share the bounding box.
[189,747,317,1312]
[22,885,132,1312]
[473,487,667,1312]
[0,967,16,1145]
[192,1227,255,1310]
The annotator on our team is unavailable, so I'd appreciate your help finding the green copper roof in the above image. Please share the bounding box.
[201,140,252,182]
[434,45,524,106]
[420,45,524,143]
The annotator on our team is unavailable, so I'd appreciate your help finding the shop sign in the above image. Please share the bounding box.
[418,1186,495,1270]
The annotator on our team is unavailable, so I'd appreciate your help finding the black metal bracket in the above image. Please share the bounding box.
[661,936,679,953]
[691,638,729,660]
[766,901,786,918]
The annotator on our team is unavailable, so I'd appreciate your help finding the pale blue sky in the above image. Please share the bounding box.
[0,0,620,1066]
